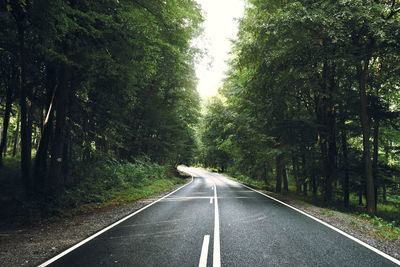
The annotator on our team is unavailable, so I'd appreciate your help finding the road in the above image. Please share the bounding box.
[40,167,399,267]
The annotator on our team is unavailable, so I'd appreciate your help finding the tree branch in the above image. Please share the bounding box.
[386,8,400,19]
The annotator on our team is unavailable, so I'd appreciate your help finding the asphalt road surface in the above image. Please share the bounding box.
[40,167,399,267]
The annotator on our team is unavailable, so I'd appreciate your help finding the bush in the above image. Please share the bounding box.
[60,156,171,208]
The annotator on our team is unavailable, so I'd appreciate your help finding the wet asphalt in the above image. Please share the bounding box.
[42,167,398,267]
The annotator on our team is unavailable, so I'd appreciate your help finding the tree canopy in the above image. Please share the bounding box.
[0,0,203,197]
[199,0,400,216]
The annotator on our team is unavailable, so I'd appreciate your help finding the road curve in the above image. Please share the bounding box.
[39,167,399,266]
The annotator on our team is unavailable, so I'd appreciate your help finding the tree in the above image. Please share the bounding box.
[200,0,400,216]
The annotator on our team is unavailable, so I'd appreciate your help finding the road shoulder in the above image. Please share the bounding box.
[239,183,400,261]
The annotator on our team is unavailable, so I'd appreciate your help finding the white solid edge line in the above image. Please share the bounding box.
[38,176,194,267]
[239,182,400,266]
[213,183,221,267]
[198,235,210,267]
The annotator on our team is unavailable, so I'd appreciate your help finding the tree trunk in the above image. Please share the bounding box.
[283,165,288,191]
[383,145,389,203]
[372,118,379,210]
[0,80,13,167]
[263,162,268,185]
[301,152,307,196]
[327,61,338,203]
[312,178,317,197]
[382,184,386,203]
[34,69,57,193]
[12,108,20,157]
[17,24,33,196]
[63,133,73,185]
[48,67,69,194]
[275,154,283,193]
[316,60,337,203]
[341,118,350,208]
[303,181,308,196]
[325,107,336,203]
[292,155,301,194]
[357,60,376,216]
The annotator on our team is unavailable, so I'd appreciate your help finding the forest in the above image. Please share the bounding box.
[1,0,400,225]
[0,0,202,219]
[198,0,400,219]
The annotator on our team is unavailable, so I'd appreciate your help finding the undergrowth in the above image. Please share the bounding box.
[0,156,186,224]
[358,214,400,241]
[55,157,185,218]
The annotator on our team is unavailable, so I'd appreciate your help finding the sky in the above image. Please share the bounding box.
[194,0,245,99]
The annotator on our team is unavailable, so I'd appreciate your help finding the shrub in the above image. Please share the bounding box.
[60,156,170,208]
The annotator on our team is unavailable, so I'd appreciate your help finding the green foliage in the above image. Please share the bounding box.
[0,155,185,223]
[358,213,400,241]
[0,0,203,200]
[197,0,400,216]
[61,156,170,207]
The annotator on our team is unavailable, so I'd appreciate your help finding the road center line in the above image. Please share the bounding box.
[210,197,213,204]
[213,183,221,267]
[198,235,210,267]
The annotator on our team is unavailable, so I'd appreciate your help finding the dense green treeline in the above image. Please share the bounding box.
[0,0,202,201]
[199,0,400,216]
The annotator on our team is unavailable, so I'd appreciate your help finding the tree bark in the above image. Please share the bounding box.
[12,108,20,157]
[263,162,268,185]
[302,148,308,196]
[372,118,379,210]
[325,106,336,203]
[48,66,69,194]
[326,61,337,203]
[357,60,376,216]
[292,155,301,194]
[312,178,317,197]
[283,164,288,191]
[382,184,386,203]
[34,67,57,193]
[0,78,13,167]
[341,118,350,208]
[275,154,283,193]
[383,145,389,203]
[17,23,33,197]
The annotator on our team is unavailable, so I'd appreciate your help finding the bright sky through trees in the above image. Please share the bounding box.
[194,0,245,99]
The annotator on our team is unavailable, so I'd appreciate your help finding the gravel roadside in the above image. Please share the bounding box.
[1,178,399,266]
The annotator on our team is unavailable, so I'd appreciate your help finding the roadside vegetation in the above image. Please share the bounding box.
[0,156,189,225]
[197,0,400,226]
[0,1,201,224]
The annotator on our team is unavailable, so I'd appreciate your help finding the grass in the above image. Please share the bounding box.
[357,214,400,241]
[349,219,359,227]
[59,176,186,218]
[318,209,335,217]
